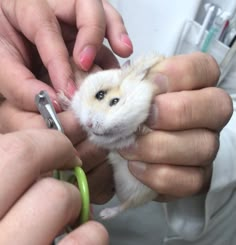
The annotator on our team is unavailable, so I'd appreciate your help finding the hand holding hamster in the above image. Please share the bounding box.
[61,54,165,219]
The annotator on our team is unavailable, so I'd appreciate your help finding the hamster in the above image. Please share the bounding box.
[67,54,165,219]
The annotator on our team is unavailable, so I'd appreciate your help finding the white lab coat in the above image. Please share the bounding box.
[93,1,236,244]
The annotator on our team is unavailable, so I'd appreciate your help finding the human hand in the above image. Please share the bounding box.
[0,0,129,204]
[0,2,118,203]
[0,0,132,111]
[0,100,114,204]
[0,129,108,245]
[120,52,233,202]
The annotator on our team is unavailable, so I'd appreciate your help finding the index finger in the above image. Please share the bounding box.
[72,0,106,71]
[2,0,76,99]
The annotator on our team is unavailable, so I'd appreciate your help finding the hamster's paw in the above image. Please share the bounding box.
[99,206,122,220]
[57,91,71,111]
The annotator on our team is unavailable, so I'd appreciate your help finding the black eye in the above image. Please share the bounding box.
[95,90,106,100]
[109,98,119,106]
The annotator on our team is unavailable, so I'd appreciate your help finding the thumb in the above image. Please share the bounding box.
[59,221,109,245]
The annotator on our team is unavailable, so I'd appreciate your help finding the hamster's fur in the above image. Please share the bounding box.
[69,54,164,219]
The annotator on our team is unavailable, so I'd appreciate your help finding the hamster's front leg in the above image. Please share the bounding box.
[99,152,157,219]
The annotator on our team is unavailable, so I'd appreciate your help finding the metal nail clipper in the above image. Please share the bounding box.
[35,90,64,133]
[34,90,90,225]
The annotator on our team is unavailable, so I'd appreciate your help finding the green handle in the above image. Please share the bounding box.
[74,166,90,224]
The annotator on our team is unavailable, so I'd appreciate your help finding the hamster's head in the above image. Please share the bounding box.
[71,67,156,150]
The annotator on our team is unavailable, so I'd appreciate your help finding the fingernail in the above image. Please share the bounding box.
[79,45,96,71]
[153,73,169,93]
[128,161,146,177]
[52,99,62,112]
[120,33,133,50]
[146,103,158,127]
[72,156,83,166]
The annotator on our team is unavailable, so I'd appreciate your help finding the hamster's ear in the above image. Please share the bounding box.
[134,55,165,82]
[144,56,168,95]
[144,62,161,82]
[135,66,152,81]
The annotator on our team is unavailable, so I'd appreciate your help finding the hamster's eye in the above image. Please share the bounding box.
[95,90,106,100]
[109,98,120,106]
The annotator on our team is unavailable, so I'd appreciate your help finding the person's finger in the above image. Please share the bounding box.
[49,0,132,67]
[0,9,62,111]
[0,178,81,245]
[0,101,86,145]
[128,161,212,197]
[102,0,133,57]
[0,44,59,111]
[120,129,219,165]
[46,0,107,71]
[147,87,233,131]
[2,0,76,99]
[59,221,109,245]
[153,52,220,91]
[72,0,106,71]
[0,129,81,218]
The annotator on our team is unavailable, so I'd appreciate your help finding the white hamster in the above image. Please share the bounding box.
[69,54,164,219]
